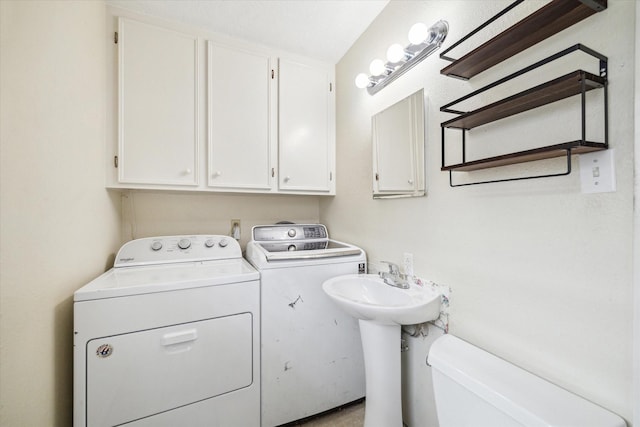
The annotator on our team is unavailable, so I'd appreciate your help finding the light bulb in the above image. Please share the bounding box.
[408,22,429,45]
[386,44,405,63]
[369,59,386,76]
[354,73,371,89]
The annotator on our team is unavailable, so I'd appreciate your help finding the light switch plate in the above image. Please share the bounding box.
[580,149,616,194]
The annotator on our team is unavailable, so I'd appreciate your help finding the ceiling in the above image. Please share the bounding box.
[106,0,390,63]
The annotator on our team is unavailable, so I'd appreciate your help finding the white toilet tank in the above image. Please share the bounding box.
[428,335,626,427]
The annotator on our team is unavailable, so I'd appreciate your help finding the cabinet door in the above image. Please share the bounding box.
[117,18,199,186]
[373,96,416,193]
[372,90,425,197]
[208,43,274,190]
[278,59,335,193]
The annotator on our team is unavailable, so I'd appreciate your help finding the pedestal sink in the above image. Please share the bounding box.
[322,274,441,427]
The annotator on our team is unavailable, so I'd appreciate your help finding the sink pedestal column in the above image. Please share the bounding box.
[359,320,402,427]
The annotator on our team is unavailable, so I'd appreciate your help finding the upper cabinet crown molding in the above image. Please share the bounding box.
[106,9,335,196]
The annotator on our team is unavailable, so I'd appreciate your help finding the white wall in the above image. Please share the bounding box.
[323,0,635,423]
[119,191,320,245]
[0,1,121,426]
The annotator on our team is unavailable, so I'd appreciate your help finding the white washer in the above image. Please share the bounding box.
[74,235,260,427]
[245,224,367,427]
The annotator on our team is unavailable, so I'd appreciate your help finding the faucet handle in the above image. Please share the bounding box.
[380,261,400,275]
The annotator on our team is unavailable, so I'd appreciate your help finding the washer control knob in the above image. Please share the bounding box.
[178,238,191,250]
[218,238,229,248]
[204,238,215,248]
[287,244,297,251]
[287,229,297,238]
[150,241,163,251]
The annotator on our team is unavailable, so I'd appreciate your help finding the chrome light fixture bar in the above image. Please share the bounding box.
[355,20,449,96]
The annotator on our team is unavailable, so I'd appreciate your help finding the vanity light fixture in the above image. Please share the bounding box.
[355,20,449,95]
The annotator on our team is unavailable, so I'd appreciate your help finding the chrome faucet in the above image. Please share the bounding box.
[379,261,410,289]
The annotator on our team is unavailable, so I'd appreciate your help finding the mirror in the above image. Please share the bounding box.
[372,89,426,198]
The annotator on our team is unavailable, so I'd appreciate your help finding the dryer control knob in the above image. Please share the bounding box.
[288,229,297,238]
[150,241,163,251]
[204,238,215,248]
[218,238,229,248]
[178,238,191,250]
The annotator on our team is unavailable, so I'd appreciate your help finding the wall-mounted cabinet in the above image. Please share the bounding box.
[107,13,335,195]
[372,89,426,198]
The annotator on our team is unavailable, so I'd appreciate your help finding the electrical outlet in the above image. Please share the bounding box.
[580,149,616,194]
[403,252,414,276]
[231,219,241,240]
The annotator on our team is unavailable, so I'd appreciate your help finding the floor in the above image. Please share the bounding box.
[295,401,365,427]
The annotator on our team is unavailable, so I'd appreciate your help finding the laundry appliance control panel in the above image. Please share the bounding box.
[114,235,241,267]
[252,224,328,242]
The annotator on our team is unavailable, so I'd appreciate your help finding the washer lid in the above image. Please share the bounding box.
[254,240,362,261]
[75,258,258,301]
[248,224,363,261]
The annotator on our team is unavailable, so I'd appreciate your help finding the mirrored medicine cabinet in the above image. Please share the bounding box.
[372,89,426,199]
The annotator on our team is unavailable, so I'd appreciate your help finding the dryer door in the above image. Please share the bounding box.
[86,313,253,426]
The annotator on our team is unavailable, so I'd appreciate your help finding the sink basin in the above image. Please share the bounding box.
[322,274,441,325]
[322,273,443,426]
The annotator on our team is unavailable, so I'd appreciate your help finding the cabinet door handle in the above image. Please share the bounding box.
[408,179,414,185]
[271,168,275,178]
[284,176,291,183]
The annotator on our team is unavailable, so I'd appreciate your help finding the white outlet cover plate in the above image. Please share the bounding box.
[579,149,616,194]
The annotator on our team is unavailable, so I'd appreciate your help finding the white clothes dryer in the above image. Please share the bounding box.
[245,224,367,427]
[74,235,260,427]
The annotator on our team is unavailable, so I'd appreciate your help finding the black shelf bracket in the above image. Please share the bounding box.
[439,0,607,80]
[441,44,607,116]
[440,0,524,64]
[441,44,608,187]
[448,149,572,187]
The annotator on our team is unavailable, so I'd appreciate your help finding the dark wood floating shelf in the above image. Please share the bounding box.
[441,141,606,172]
[442,70,605,130]
[440,0,607,80]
